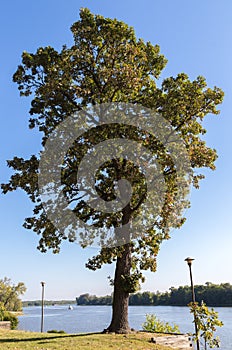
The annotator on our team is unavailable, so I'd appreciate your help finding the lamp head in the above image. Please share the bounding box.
[185,257,195,266]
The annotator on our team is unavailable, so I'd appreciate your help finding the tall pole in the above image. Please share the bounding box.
[185,258,200,350]
[41,281,45,333]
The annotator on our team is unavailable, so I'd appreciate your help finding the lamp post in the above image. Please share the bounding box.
[40,282,45,333]
[185,257,200,350]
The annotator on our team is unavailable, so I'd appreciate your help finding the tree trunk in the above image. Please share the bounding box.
[107,243,132,333]
[107,204,132,333]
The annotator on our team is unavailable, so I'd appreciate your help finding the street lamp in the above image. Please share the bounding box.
[185,257,200,350]
[40,282,45,333]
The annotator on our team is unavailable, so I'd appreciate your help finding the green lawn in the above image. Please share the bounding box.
[0,330,174,350]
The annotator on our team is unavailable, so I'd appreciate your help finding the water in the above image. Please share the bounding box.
[18,305,231,349]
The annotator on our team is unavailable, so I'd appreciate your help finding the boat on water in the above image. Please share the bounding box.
[68,305,73,310]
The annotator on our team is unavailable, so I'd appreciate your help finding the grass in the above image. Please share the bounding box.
[0,329,174,350]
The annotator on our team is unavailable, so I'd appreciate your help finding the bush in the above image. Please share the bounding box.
[2,312,18,330]
[142,314,180,334]
[0,302,5,321]
[0,302,18,329]
[47,329,66,334]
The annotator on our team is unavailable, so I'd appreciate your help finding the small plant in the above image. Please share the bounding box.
[142,313,180,334]
[188,301,223,349]
[47,329,66,334]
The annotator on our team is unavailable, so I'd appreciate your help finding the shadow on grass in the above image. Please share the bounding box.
[0,332,103,343]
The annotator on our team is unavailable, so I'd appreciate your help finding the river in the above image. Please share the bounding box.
[18,305,231,349]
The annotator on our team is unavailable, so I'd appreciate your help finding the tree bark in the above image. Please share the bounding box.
[107,243,132,333]
[107,205,132,333]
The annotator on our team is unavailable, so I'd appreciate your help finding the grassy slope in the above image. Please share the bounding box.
[0,330,174,350]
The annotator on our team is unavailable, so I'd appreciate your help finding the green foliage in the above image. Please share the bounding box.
[135,283,232,306]
[168,283,232,307]
[0,277,26,311]
[2,312,19,330]
[0,302,5,321]
[120,271,145,293]
[188,301,223,349]
[1,7,224,332]
[75,282,232,306]
[76,293,112,305]
[142,314,180,334]
[1,7,223,264]
[130,291,154,305]
[0,302,18,329]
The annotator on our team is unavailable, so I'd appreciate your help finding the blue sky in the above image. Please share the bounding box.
[0,0,231,300]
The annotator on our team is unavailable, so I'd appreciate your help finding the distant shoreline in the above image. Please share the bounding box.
[10,311,23,316]
[22,300,76,307]
[22,282,232,308]
[22,301,232,308]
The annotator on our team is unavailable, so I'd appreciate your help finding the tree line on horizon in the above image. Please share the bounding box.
[75,282,232,307]
[22,300,76,307]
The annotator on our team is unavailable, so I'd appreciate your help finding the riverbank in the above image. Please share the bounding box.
[0,329,179,350]
[9,311,23,316]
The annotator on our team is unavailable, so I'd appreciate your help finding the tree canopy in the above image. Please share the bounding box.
[1,8,224,332]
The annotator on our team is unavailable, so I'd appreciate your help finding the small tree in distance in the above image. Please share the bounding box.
[1,8,224,333]
[0,277,26,312]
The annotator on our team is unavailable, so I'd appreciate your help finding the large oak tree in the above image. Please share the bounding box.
[2,8,223,333]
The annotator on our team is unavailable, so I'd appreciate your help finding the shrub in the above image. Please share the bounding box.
[0,302,18,329]
[0,302,5,321]
[2,312,18,330]
[47,329,66,334]
[142,314,180,334]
